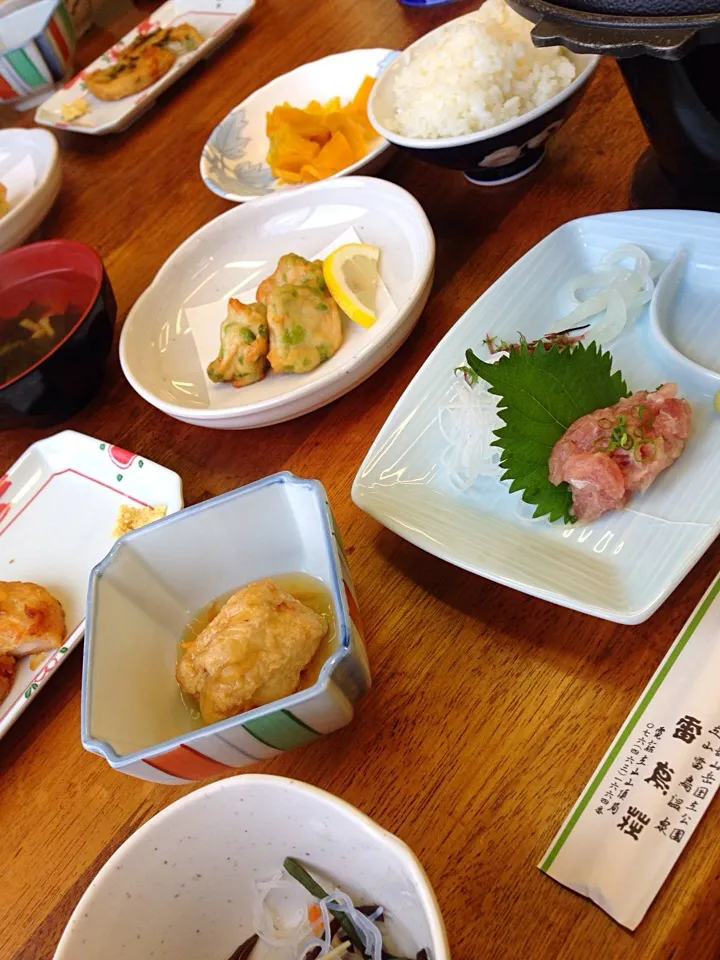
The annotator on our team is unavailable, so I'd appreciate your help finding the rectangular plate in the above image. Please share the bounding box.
[352,210,720,624]
[0,430,183,738]
[34,0,255,135]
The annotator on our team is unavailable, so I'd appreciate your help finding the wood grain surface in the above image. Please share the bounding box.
[1,1,719,958]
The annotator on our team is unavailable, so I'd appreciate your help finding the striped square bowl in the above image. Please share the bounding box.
[82,472,371,783]
[0,0,75,105]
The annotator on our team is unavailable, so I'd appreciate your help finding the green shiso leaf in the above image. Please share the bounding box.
[464,341,629,523]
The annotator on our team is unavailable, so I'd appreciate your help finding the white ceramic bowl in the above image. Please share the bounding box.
[119,176,435,429]
[83,472,371,783]
[368,13,598,186]
[54,774,450,960]
[0,128,61,253]
[200,48,397,203]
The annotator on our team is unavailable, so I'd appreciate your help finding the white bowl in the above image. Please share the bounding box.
[0,128,61,253]
[200,48,398,203]
[119,176,435,429]
[54,774,450,960]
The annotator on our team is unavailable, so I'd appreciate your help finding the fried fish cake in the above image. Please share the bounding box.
[266,283,343,375]
[85,45,176,101]
[207,299,269,388]
[0,654,15,703]
[256,254,325,306]
[0,582,66,658]
[176,579,327,725]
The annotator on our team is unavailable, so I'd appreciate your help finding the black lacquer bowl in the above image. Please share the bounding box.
[368,19,599,185]
[0,240,116,429]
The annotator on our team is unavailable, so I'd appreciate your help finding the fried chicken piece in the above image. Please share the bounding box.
[0,582,66,658]
[85,45,176,101]
[176,579,327,725]
[207,299,269,388]
[266,283,343,374]
[256,254,325,306]
[0,654,15,703]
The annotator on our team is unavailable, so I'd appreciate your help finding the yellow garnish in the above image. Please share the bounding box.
[266,75,377,184]
[323,243,380,329]
[61,97,90,122]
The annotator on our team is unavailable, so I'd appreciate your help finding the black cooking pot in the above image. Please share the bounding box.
[508,0,720,208]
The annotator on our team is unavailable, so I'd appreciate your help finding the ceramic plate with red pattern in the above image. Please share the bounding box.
[0,430,183,739]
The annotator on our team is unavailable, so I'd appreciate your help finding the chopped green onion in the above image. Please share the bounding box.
[594,437,616,453]
[634,439,657,462]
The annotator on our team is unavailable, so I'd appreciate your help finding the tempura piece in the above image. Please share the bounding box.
[0,654,15,703]
[257,253,325,305]
[0,582,66,658]
[176,578,327,724]
[266,283,343,375]
[118,23,203,59]
[0,182,8,218]
[207,299,269,388]
[112,503,167,539]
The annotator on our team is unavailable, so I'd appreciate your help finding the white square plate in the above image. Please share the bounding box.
[34,0,255,135]
[0,430,183,738]
[352,210,720,624]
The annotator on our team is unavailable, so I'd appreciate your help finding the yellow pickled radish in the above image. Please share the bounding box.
[323,243,380,328]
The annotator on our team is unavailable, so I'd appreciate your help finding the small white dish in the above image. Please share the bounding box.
[0,430,183,740]
[83,473,371,783]
[200,48,396,202]
[353,209,720,624]
[650,239,720,386]
[34,0,255,136]
[0,128,61,254]
[54,774,449,960]
[120,176,435,430]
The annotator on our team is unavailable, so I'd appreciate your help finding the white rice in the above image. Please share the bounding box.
[389,0,577,140]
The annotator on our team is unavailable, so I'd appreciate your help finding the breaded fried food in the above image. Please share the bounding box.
[256,253,325,306]
[0,654,15,703]
[207,299,269,388]
[0,182,8,218]
[119,23,203,59]
[0,582,66,658]
[176,579,327,725]
[85,45,176,101]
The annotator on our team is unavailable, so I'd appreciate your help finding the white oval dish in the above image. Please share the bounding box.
[0,128,61,254]
[200,48,397,203]
[54,774,450,960]
[120,176,435,429]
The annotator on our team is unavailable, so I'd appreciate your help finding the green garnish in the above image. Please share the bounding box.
[239,327,256,344]
[464,340,629,523]
[258,323,268,338]
[284,858,367,956]
[318,344,329,363]
[282,325,306,345]
[316,302,328,310]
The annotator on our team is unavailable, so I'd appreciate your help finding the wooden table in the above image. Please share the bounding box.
[2,2,719,957]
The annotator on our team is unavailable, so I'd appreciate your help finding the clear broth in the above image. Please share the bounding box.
[178,573,337,726]
[0,275,96,386]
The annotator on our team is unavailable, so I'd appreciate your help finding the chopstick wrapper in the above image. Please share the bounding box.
[540,572,720,930]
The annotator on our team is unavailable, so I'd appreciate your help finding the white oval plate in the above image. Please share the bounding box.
[0,128,61,254]
[120,176,435,430]
[353,210,720,625]
[200,48,397,203]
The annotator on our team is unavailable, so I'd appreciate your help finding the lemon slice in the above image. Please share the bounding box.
[323,243,380,328]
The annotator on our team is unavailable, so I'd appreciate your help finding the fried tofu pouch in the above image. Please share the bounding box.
[176,579,327,724]
[0,582,66,658]
[207,299,269,388]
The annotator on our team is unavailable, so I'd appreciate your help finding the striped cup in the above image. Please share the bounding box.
[0,0,75,105]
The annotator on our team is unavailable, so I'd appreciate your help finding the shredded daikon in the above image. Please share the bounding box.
[296,890,384,960]
[438,373,502,491]
[551,243,668,346]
